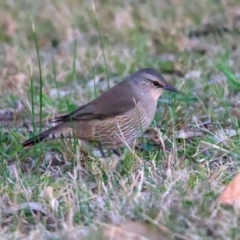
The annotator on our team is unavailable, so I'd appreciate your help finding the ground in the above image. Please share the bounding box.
[0,0,240,239]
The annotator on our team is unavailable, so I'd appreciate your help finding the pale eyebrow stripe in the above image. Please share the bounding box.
[144,74,164,87]
[143,74,161,82]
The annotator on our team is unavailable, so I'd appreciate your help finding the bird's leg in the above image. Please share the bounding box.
[112,149,121,157]
[98,142,106,158]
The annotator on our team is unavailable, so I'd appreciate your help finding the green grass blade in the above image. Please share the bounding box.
[68,40,78,155]
[32,23,43,132]
[52,53,60,101]
[217,63,240,91]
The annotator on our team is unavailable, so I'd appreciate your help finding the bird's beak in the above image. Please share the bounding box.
[164,84,178,93]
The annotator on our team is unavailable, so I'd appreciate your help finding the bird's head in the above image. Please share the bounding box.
[132,68,178,100]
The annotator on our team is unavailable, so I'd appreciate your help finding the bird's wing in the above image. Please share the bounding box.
[52,81,139,123]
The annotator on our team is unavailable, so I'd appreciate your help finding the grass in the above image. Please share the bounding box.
[1,0,240,239]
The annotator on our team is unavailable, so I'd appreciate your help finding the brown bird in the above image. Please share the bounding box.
[22,68,177,156]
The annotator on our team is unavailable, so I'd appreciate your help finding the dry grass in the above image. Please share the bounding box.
[1,0,240,239]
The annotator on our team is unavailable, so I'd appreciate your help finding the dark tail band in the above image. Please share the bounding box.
[22,132,47,148]
[22,124,68,148]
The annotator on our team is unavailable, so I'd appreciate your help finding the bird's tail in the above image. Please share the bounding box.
[22,124,73,148]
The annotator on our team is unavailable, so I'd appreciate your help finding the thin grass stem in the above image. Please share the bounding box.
[91,0,109,89]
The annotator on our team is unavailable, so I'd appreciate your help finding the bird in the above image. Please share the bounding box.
[22,68,178,156]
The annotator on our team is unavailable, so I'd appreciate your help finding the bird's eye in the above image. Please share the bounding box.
[152,81,161,87]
